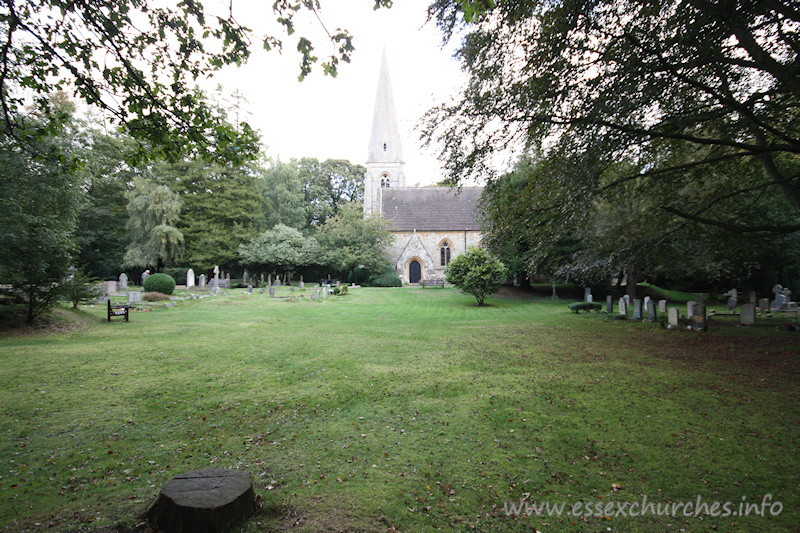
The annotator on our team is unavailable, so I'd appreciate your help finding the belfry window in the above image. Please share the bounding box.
[380,174,390,188]
[440,241,451,266]
[383,143,387,151]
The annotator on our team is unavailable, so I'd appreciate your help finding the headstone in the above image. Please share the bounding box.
[199,274,206,288]
[618,297,627,316]
[624,294,631,306]
[119,273,128,291]
[260,274,264,285]
[668,307,680,328]
[243,269,249,285]
[213,265,220,288]
[692,303,707,331]
[749,291,757,305]
[633,299,643,320]
[311,293,317,301]
[584,287,592,302]
[773,293,786,309]
[247,285,253,294]
[606,295,613,314]
[187,269,195,289]
[268,275,272,287]
[211,286,220,295]
[322,287,327,299]
[695,293,704,304]
[551,280,558,300]
[273,278,281,287]
[658,299,667,313]
[106,280,117,294]
[646,300,657,322]
[726,297,738,311]
[128,291,141,304]
[269,286,275,297]
[643,296,651,312]
[316,289,321,300]
[290,287,295,293]
[687,301,695,318]
[759,297,770,312]
[300,275,304,289]
[740,303,756,326]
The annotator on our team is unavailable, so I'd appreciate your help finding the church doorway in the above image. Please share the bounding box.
[409,259,422,284]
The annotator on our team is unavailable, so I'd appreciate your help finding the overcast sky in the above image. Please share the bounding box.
[207,0,467,185]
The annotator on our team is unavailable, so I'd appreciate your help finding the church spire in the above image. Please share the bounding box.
[364,48,405,216]
[368,48,403,164]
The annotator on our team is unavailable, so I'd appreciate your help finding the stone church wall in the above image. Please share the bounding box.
[388,230,483,283]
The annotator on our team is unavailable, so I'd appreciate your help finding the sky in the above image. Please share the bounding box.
[206,0,467,186]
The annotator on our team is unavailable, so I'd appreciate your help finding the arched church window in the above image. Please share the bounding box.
[440,241,451,266]
[380,174,390,188]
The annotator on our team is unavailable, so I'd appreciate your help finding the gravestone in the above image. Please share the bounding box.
[726,297,738,311]
[269,286,275,297]
[198,274,206,288]
[141,468,256,533]
[759,298,770,312]
[268,275,272,287]
[658,299,667,313]
[606,295,613,314]
[646,300,657,322]
[242,269,249,285]
[247,285,253,294]
[692,303,707,331]
[213,265,220,289]
[687,301,695,318]
[695,293,704,304]
[119,273,128,291]
[106,280,117,294]
[311,293,317,301]
[300,276,304,289]
[668,307,680,328]
[618,297,627,316]
[260,274,264,285]
[624,294,631,306]
[633,299,643,320]
[128,291,141,304]
[740,303,756,326]
[290,287,295,292]
[749,291,757,305]
[643,296,651,312]
[273,278,282,287]
[187,269,195,289]
[584,287,592,302]
[211,286,220,296]
[316,289,321,300]
[551,280,558,300]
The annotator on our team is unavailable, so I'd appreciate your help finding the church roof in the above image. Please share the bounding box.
[380,187,484,232]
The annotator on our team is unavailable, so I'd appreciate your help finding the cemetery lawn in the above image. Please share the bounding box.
[1,287,799,533]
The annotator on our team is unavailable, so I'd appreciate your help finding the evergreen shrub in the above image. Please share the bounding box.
[143,273,176,295]
[371,271,402,287]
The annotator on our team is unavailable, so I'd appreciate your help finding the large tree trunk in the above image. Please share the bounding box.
[141,468,257,533]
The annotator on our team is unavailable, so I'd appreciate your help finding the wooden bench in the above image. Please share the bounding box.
[421,279,445,288]
[107,300,129,322]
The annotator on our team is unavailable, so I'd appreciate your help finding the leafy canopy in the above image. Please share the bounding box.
[426,0,800,233]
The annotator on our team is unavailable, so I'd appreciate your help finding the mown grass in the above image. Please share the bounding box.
[1,287,799,532]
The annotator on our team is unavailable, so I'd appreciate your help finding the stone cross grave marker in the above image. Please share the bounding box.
[740,303,756,326]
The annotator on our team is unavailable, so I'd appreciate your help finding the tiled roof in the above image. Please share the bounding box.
[380,187,484,231]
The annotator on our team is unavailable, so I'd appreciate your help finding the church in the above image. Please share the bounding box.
[363,52,483,284]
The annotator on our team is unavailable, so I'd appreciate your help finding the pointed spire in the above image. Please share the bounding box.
[368,48,403,163]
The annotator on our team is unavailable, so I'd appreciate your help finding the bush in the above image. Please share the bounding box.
[143,292,172,302]
[371,270,402,287]
[445,247,508,306]
[567,302,602,313]
[143,273,176,295]
[332,285,348,296]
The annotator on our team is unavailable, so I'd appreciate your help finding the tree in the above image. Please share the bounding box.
[445,246,508,306]
[257,158,308,231]
[238,224,318,277]
[314,203,393,282]
[1,0,392,163]
[123,176,185,272]
[299,158,366,226]
[159,158,265,272]
[426,0,800,234]
[0,105,82,322]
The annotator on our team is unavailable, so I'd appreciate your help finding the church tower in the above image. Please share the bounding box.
[364,49,405,216]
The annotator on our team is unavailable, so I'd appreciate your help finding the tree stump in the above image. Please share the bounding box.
[141,468,257,533]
